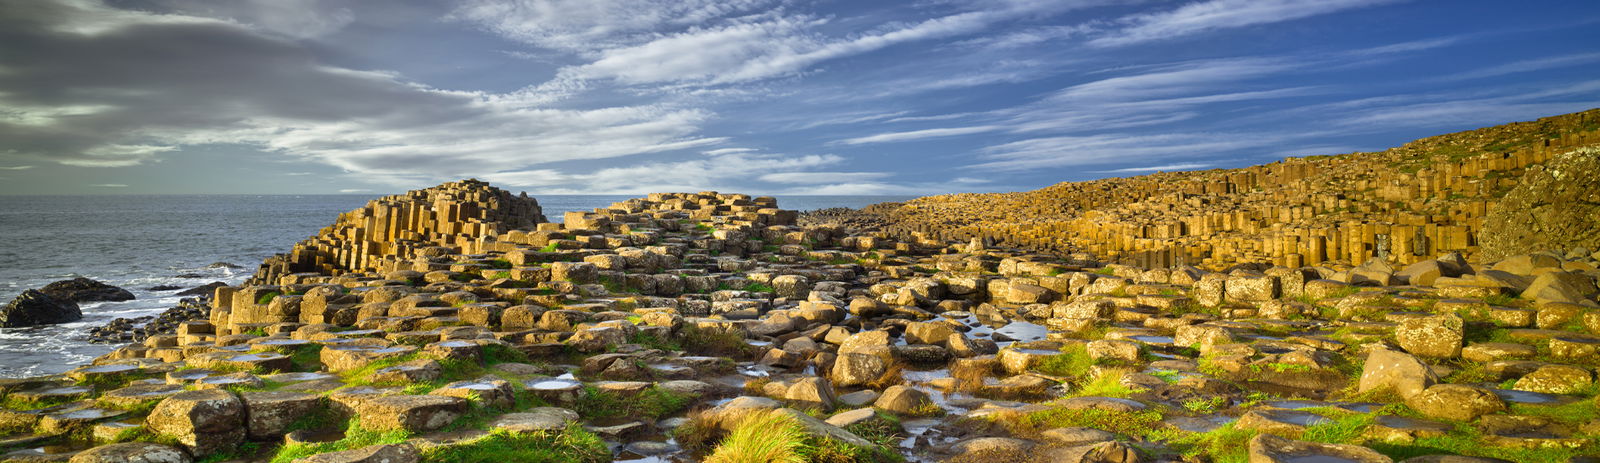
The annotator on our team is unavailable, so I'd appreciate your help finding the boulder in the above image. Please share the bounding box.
[1357,349,1437,399]
[873,385,935,416]
[1395,314,1463,358]
[1405,384,1505,421]
[145,389,246,457]
[1,289,83,327]
[40,278,134,303]
[831,353,888,387]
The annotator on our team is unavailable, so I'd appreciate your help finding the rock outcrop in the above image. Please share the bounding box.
[1479,146,1600,261]
[247,179,545,286]
[39,277,135,303]
[825,109,1600,270]
[2,289,83,327]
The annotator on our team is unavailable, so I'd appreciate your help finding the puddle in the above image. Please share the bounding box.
[1128,335,1174,345]
[993,322,1047,344]
[528,379,581,391]
[1263,400,1327,410]
[1493,389,1562,404]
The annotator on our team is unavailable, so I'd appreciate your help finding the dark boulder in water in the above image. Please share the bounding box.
[206,262,243,269]
[2,289,83,327]
[147,285,184,291]
[177,282,228,297]
[39,277,135,303]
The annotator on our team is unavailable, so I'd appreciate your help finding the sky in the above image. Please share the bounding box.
[0,0,1597,195]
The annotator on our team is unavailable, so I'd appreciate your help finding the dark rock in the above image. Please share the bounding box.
[2,289,83,327]
[206,262,243,269]
[177,282,227,297]
[147,285,184,292]
[39,277,134,303]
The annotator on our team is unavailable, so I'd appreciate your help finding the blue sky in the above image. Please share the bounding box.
[0,0,1596,195]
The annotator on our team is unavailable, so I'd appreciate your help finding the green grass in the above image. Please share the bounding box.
[681,325,754,358]
[287,344,325,372]
[256,291,282,305]
[742,282,774,293]
[1482,293,1520,307]
[419,425,608,463]
[268,421,413,463]
[1092,267,1116,276]
[1068,368,1137,399]
[628,331,683,351]
[488,259,514,269]
[998,407,1164,439]
[197,442,268,463]
[1031,343,1096,377]
[571,386,690,421]
[707,410,808,463]
[538,242,561,252]
[488,270,512,279]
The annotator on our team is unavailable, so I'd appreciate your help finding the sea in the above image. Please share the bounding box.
[0,194,914,378]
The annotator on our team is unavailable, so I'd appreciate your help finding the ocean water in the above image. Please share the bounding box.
[0,194,913,378]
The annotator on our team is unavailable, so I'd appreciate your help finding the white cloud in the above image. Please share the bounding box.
[449,0,775,55]
[0,1,723,187]
[0,166,34,170]
[837,126,1002,145]
[140,0,355,39]
[758,172,892,184]
[1091,0,1399,47]
[1442,52,1600,82]
[1091,162,1213,173]
[338,188,370,193]
[484,151,847,194]
[972,132,1290,171]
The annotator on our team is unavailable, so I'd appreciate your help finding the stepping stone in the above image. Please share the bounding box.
[37,407,127,434]
[1056,397,1147,412]
[96,384,185,409]
[241,391,322,439]
[489,407,580,433]
[354,395,467,433]
[431,379,516,409]
[296,443,418,463]
[1246,433,1391,463]
[1236,409,1332,437]
[65,365,142,384]
[1366,415,1450,442]
[319,345,416,372]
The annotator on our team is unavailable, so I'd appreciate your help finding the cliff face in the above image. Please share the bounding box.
[1479,146,1600,261]
[247,179,545,285]
[866,108,1600,269]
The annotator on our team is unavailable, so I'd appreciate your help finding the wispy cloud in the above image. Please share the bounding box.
[1090,0,1400,47]
[1441,52,1600,81]
[338,188,370,193]
[837,126,1001,145]
[1092,162,1213,173]
[972,132,1292,171]
[0,166,34,170]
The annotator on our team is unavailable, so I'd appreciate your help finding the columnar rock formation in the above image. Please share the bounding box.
[866,109,1600,270]
[5,175,1598,463]
[248,179,546,286]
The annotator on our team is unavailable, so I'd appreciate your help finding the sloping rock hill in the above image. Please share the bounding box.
[248,179,547,286]
[858,109,1600,270]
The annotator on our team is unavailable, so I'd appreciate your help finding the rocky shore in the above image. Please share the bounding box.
[3,110,1600,463]
[0,177,1592,463]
